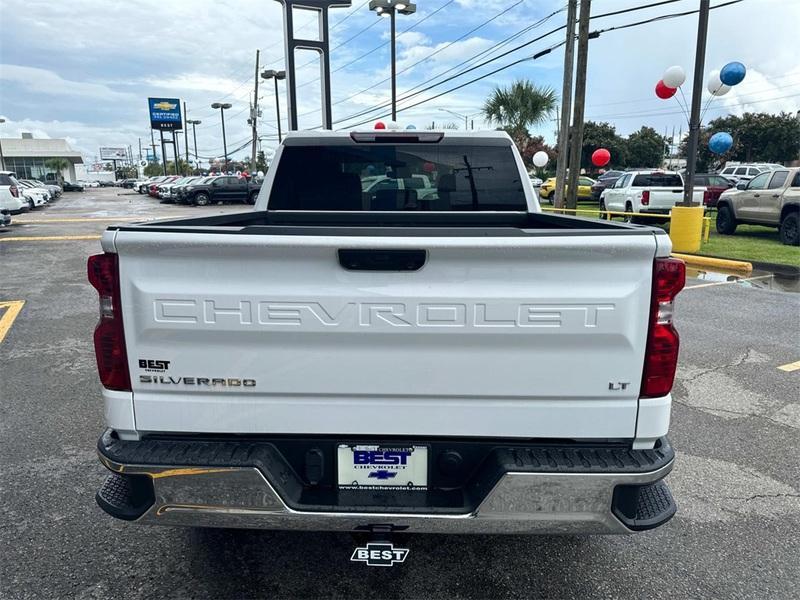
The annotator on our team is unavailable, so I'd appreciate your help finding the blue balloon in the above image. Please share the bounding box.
[709,132,733,154]
[720,62,746,86]
[406,124,416,129]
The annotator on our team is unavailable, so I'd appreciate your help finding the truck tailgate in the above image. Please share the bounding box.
[114,230,658,439]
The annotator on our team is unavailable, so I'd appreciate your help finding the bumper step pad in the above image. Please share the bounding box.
[96,473,154,521]
[612,480,676,531]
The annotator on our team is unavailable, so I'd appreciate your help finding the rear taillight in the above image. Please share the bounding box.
[703,190,711,205]
[88,253,131,391]
[641,258,685,398]
[10,185,19,198]
[640,190,650,205]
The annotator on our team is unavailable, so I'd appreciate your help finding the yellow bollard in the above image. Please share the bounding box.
[669,205,705,253]
[702,216,711,243]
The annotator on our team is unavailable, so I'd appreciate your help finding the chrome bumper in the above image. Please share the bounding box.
[98,451,674,535]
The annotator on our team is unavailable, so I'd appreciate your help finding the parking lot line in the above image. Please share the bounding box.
[0,300,25,344]
[683,275,774,290]
[0,235,102,242]
[13,216,182,223]
[777,360,800,372]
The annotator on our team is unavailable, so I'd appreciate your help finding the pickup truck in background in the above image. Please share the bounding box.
[716,167,799,246]
[174,174,263,206]
[600,170,704,222]
[91,130,683,548]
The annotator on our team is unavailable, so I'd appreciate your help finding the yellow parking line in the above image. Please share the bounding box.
[0,235,102,242]
[0,301,25,343]
[777,361,800,373]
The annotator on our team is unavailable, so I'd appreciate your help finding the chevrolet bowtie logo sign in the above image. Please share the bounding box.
[148,97,182,131]
[152,101,177,110]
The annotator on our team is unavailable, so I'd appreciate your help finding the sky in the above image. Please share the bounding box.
[1,0,798,167]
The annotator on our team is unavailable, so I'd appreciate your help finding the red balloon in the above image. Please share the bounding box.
[655,80,677,99]
[592,148,611,167]
[423,162,436,173]
[374,121,386,130]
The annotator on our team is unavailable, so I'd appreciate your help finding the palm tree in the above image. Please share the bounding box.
[483,80,557,152]
[44,158,70,185]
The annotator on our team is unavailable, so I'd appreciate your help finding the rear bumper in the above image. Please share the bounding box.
[96,431,676,534]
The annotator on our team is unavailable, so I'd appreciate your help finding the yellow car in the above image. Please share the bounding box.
[538,176,596,204]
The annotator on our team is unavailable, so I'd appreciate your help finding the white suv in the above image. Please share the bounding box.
[0,171,29,215]
[718,163,773,184]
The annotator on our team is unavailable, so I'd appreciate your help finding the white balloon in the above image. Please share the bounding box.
[663,65,686,88]
[706,69,731,96]
[532,151,549,168]
[387,121,400,130]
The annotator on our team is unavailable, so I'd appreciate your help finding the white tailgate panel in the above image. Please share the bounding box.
[118,232,656,438]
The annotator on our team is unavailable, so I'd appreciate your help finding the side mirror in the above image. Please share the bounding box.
[736,182,747,190]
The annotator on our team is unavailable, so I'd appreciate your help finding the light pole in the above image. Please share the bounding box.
[438,108,482,130]
[261,70,286,143]
[0,117,6,171]
[211,102,232,173]
[187,119,201,172]
[369,0,416,122]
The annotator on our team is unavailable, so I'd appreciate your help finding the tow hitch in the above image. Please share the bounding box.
[350,525,410,567]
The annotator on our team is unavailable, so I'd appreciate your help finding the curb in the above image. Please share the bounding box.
[671,252,753,275]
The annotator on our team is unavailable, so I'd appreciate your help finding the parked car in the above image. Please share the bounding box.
[157,176,200,203]
[62,181,85,192]
[121,178,145,189]
[528,176,543,187]
[0,171,30,214]
[538,176,595,203]
[91,129,682,538]
[150,176,179,197]
[718,163,774,184]
[590,170,625,201]
[716,167,800,245]
[25,179,61,199]
[693,173,734,208]
[138,176,163,194]
[181,175,262,206]
[601,170,703,222]
[18,180,50,209]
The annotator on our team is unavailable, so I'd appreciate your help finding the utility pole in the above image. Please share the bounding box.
[183,102,190,175]
[251,49,260,172]
[681,0,710,207]
[150,129,158,167]
[554,0,577,210]
[565,0,591,210]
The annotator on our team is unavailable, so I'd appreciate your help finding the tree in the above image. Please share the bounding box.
[624,126,667,169]
[580,121,626,171]
[255,150,268,172]
[483,80,557,153]
[144,162,163,177]
[44,158,70,184]
[681,112,800,171]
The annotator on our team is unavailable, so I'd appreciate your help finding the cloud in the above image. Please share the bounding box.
[0,64,133,101]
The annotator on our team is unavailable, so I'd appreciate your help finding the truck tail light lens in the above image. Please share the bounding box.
[88,253,131,391]
[640,190,650,205]
[703,190,711,205]
[641,258,685,398]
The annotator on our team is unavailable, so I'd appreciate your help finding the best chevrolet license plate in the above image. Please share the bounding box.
[337,445,428,489]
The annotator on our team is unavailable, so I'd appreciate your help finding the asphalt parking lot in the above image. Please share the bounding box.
[1,188,799,599]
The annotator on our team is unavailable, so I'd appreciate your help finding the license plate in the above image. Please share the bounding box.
[337,444,428,489]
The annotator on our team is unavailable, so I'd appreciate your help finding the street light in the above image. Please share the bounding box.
[369,0,416,122]
[210,102,232,173]
[0,117,6,171]
[438,108,482,130]
[261,70,286,143]
[186,119,202,171]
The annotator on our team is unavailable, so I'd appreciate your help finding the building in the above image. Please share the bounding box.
[0,134,84,182]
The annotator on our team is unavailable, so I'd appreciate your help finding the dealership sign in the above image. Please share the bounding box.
[99,147,128,161]
[148,97,182,130]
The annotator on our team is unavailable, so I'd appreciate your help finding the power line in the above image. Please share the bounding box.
[331,0,689,127]
[334,0,749,129]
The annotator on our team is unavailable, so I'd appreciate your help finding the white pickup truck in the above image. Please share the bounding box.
[91,131,683,552]
[600,170,704,222]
